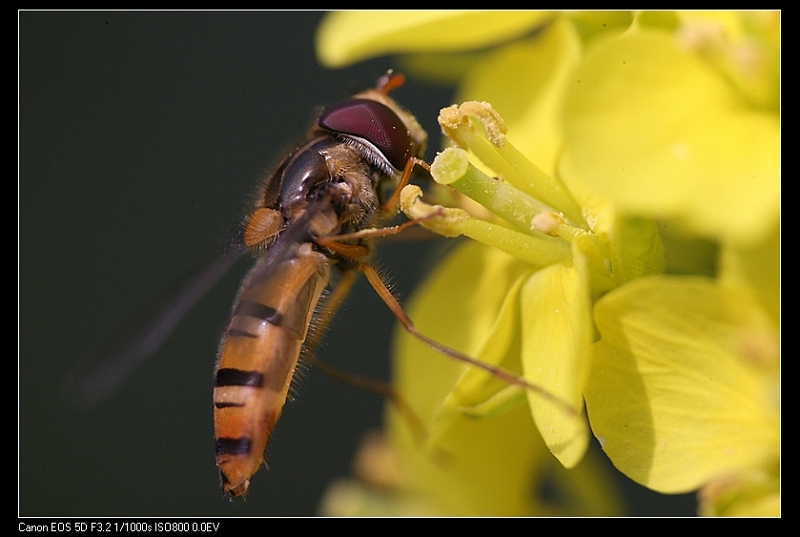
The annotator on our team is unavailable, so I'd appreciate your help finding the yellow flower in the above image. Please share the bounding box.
[315,10,779,516]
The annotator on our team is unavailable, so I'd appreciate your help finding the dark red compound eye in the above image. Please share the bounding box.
[318,99,413,171]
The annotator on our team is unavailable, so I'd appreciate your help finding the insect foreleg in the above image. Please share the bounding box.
[382,157,430,214]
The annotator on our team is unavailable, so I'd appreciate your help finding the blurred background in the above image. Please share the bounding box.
[20,11,696,516]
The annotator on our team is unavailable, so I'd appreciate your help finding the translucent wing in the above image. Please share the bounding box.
[65,243,247,407]
[64,208,319,408]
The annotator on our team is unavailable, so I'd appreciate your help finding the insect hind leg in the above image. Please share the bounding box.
[357,262,579,417]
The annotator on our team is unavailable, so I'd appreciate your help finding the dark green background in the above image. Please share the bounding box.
[20,11,695,516]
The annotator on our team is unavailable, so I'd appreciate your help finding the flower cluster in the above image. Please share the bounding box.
[315,11,779,516]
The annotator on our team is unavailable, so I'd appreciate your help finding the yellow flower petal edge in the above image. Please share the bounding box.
[585,276,779,495]
[316,10,553,68]
[520,250,592,468]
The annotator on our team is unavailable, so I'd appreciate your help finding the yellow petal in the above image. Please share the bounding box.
[316,10,552,68]
[560,29,779,246]
[520,251,591,468]
[454,17,582,174]
[437,269,528,423]
[674,11,780,109]
[585,276,779,493]
[389,241,622,515]
[390,242,540,516]
[392,241,532,427]
[719,223,780,325]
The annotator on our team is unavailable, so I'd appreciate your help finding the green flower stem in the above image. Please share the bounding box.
[429,147,611,282]
[438,103,586,227]
[431,147,557,235]
[400,185,571,268]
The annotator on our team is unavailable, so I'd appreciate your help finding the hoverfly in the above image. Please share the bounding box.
[212,71,430,497]
[70,71,567,499]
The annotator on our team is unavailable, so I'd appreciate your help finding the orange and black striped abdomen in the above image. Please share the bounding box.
[213,243,330,497]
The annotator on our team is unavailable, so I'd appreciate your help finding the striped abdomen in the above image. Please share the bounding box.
[213,242,330,497]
